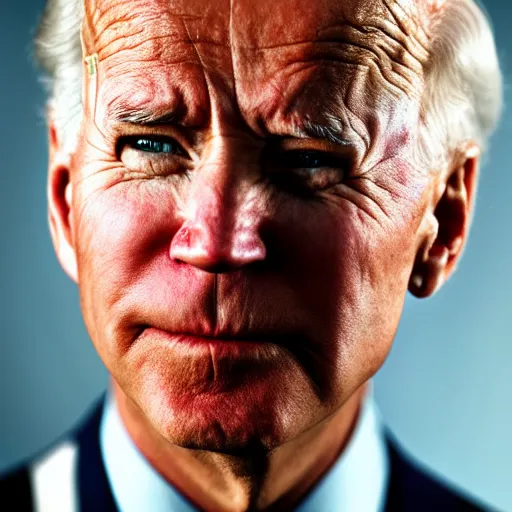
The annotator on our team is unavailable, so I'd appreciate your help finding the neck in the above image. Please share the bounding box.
[113,381,367,512]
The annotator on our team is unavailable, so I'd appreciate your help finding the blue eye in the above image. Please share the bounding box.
[132,138,177,154]
[118,135,189,173]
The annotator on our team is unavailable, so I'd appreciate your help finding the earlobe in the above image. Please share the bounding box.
[409,242,450,298]
[47,121,78,283]
[408,147,480,298]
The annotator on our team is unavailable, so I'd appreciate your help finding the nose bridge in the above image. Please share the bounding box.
[189,164,237,251]
[169,135,267,272]
[189,135,255,242]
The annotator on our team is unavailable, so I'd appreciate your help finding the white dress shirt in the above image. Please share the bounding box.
[100,387,389,512]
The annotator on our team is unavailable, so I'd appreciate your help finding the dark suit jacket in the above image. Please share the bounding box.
[0,397,499,511]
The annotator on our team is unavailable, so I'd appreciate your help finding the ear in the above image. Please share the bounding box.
[48,120,78,283]
[408,146,480,298]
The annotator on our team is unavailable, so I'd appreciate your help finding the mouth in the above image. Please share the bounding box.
[139,326,287,349]
[133,326,311,367]
[127,326,322,407]
[138,323,304,346]
[133,327,291,385]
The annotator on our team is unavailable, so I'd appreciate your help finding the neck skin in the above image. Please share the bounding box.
[113,380,367,512]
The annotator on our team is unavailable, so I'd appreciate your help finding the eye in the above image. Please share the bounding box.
[264,149,350,195]
[118,135,189,176]
[124,136,183,155]
[277,151,340,169]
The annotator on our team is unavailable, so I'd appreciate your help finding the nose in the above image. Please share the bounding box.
[170,167,267,274]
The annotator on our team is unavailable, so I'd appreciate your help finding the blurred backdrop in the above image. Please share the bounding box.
[0,1,510,510]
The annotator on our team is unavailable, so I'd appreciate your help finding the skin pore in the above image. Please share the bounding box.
[47,0,479,510]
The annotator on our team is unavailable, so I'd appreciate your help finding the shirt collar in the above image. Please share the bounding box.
[100,386,389,512]
[295,386,389,512]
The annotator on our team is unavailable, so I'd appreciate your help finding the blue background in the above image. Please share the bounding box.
[0,1,510,510]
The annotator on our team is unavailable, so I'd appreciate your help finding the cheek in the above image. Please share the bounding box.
[76,185,166,277]
[273,197,418,400]
[73,182,182,350]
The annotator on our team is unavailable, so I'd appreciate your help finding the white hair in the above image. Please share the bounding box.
[34,0,503,167]
[35,0,83,153]
[416,0,503,169]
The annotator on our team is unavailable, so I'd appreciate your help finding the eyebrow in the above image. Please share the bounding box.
[295,120,352,147]
[109,107,180,127]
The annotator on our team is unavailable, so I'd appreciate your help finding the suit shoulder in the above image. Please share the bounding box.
[384,429,501,512]
[0,463,33,512]
[0,395,106,512]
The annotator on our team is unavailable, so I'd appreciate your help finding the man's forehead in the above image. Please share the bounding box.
[84,0,435,50]
[82,0,437,157]
[83,0,228,51]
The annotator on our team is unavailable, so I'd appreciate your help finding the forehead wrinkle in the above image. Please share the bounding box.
[91,12,199,64]
[240,7,426,99]
[317,16,428,70]
[86,0,199,40]
[226,0,432,164]
[229,0,430,109]
[379,0,424,37]
[253,39,421,98]
[228,0,431,48]
[379,0,431,55]
[86,0,231,61]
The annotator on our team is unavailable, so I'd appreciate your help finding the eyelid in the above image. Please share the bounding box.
[265,141,354,171]
[266,138,356,169]
[275,136,355,154]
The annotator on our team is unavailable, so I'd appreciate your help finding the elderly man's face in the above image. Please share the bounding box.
[60,0,441,451]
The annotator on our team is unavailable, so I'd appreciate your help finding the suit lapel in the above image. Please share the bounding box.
[0,466,33,512]
[382,429,485,512]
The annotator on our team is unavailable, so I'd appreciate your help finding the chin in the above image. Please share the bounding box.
[130,362,324,455]
[156,395,287,454]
